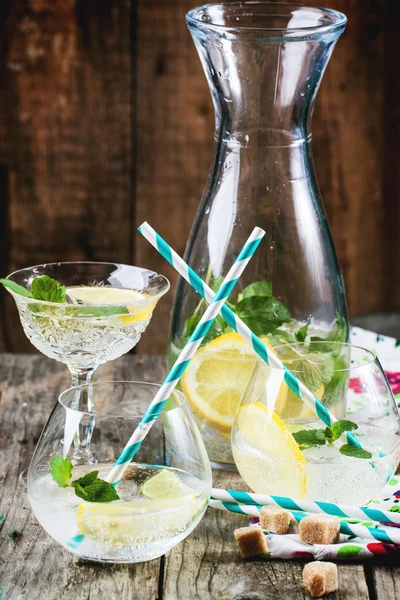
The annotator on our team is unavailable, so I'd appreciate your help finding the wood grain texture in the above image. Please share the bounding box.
[0,355,163,600]
[163,469,370,600]
[312,0,386,316]
[0,354,377,599]
[0,0,133,353]
[372,565,400,599]
[0,0,399,357]
[130,0,214,354]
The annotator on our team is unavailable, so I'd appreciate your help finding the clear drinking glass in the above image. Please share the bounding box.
[232,343,400,505]
[27,381,212,563]
[5,262,169,386]
[181,339,350,468]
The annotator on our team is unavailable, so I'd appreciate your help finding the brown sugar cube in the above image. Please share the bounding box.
[299,514,340,545]
[259,505,291,534]
[234,525,269,558]
[303,562,338,597]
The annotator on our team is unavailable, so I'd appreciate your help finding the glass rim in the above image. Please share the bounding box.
[257,341,377,373]
[5,261,170,310]
[186,2,347,38]
[58,380,189,418]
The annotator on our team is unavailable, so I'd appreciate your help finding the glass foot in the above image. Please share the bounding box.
[19,468,28,489]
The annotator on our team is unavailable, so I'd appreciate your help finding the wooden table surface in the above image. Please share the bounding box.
[1,353,400,600]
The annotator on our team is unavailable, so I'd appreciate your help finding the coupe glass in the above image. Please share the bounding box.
[5,262,169,386]
[27,381,212,563]
[232,342,400,505]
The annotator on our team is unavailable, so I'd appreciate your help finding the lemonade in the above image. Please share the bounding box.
[177,330,347,466]
[231,344,400,504]
[18,285,156,369]
[29,464,208,563]
[232,409,398,504]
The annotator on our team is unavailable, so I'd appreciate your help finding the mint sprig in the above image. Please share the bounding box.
[338,444,372,459]
[292,420,372,459]
[49,456,120,503]
[0,275,66,302]
[49,455,73,487]
[1,275,131,318]
[31,275,66,303]
[291,428,328,448]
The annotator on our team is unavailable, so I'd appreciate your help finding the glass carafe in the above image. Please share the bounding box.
[168,3,349,468]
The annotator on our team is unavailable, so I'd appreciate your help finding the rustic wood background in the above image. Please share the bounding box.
[0,0,397,355]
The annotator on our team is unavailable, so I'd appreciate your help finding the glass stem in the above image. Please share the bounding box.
[69,367,96,462]
[70,366,95,388]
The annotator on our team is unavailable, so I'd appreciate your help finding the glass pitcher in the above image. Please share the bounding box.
[169,3,349,468]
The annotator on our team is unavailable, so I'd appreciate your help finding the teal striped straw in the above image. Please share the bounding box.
[105,226,265,485]
[211,488,400,526]
[138,221,363,450]
[209,499,400,545]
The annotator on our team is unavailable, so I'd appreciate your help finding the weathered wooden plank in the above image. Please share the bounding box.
[0,354,377,599]
[311,0,386,316]
[0,0,133,353]
[0,355,164,600]
[372,565,400,599]
[162,471,370,600]
[134,0,214,355]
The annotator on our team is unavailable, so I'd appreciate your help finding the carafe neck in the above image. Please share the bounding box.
[188,12,345,146]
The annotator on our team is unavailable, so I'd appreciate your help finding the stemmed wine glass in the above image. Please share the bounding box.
[4,262,169,387]
[4,262,169,469]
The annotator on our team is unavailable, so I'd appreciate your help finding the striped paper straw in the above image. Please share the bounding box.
[211,488,400,526]
[209,500,400,545]
[138,222,362,449]
[105,226,265,485]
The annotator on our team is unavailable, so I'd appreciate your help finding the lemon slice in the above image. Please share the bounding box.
[66,286,155,324]
[233,402,307,497]
[181,333,266,436]
[274,383,324,420]
[76,495,204,544]
[140,469,198,499]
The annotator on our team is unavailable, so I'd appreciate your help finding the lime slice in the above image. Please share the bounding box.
[76,495,204,544]
[140,469,198,500]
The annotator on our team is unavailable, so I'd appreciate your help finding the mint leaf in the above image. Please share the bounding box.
[284,352,334,393]
[203,315,229,344]
[339,444,372,459]
[71,471,120,502]
[331,420,358,442]
[241,281,272,299]
[211,276,235,309]
[210,275,224,292]
[183,315,201,338]
[321,369,349,408]
[292,428,327,449]
[268,329,297,346]
[50,456,73,487]
[0,278,33,298]
[235,296,290,336]
[389,506,400,513]
[295,324,309,343]
[31,275,66,303]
